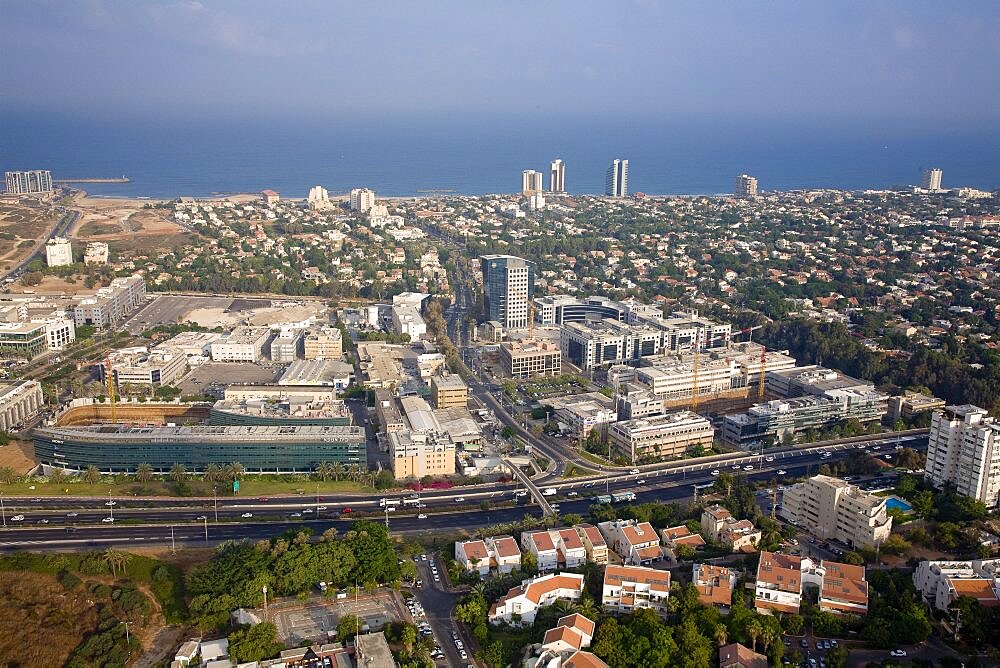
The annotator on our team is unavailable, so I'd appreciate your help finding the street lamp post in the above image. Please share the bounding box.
[262,585,269,620]
[203,516,208,542]
[0,493,5,528]
[213,486,218,523]
[109,490,114,521]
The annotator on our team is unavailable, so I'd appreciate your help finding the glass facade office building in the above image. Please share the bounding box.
[33,424,366,473]
[480,254,535,330]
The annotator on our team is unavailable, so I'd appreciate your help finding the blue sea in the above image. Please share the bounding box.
[2,113,998,198]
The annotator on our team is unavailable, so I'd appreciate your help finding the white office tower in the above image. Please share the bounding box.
[550,159,566,193]
[528,193,546,211]
[5,170,53,195]
[307,185,331,210]
[606,159,628,197]
[926,405,1000,508]
[350,188,375,212]
[521,170,544,196]
[921,168,943,191]
[45,237,73,267]
[735,174,758,198]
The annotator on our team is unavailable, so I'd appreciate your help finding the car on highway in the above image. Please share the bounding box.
[289,512,302,518]
[241,512,253,518]
[11,515,25,522]
[567,491,579,496]
[731,464,741,470]
[317,505,328,511]
[636,479,646,485]
[66,512,78,518]
[196,515,207,521]
[744,465,754,471]
[711,469,720,476]
[418,513,428,519]
[455,496,466,502]
[302,508,313,514]
[259,497,269,502]
[342,507,352,513]
[765,456,775,462]
[37,518,49,524]
[102,517,114,523]
[105,500,117,506]
[777,469,787,475]
[629,468,640,475]
[65,526,77,533]
[889,650,907,658]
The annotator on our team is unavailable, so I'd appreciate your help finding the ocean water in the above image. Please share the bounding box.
[2,113,998,198]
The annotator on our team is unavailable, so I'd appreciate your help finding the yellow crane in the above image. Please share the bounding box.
[528,300,535,339]
[691,344,701,411]
[104,356,117,422]
[758,345,767,399]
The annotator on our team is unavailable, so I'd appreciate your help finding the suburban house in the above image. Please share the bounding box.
[754,551,807,615]
[602,564,671,616]
[661,524,707,558]
[522,528,588,571]
[719,642,768,668]
[693,563,738,609]
[818,561,869,616]
[488,573,586,625]
[574,524,610,565]
[526,613,598,665]
[598,519,663,565]
[701,504,761,552]
[455,535,522,577]
[913,559,1000,612]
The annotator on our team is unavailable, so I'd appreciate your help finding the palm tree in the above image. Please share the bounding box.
[746,617,763,653]
[135,463,154,483]
[49,468,66,484]
[83,465,102,485]
[574,595,599,620]
[226,461,245,482]
[169,463,187,482]
[103,548,130,577]
[204,462,222,483]
[314,462,334,481]
[714,623,728,647]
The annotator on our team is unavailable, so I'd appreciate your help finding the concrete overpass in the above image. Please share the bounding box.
[502,457,556,517]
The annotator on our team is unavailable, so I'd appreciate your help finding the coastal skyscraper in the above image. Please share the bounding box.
[735,174,758,198]
[925,405,1000,509]
[605,159,628,197]
[350,188,375,212]
[921,168,943,191]
[5,170,53,195]
[550,159,565,193]
[522,170,543,196]
[480,255,536,330]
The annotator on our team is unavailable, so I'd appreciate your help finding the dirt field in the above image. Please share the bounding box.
[0,203,59,273]
[71,195,195,255]
[0,438,36,474]
[0,572,99,667]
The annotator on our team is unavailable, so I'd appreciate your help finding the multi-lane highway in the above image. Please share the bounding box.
[0,432,925,551]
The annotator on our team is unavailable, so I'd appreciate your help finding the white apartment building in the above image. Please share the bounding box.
[926,405,1000,508]
[210,326,273,362]
[350,188,375,212]
[391,303,426,341]
[921,167,943,191]
[574,524,609,565]
[735,174,758,198]
[387,430,456,479]
[488,573,585,625]
[550,159,566,193]
[0,380,44,432]
[269,329,302,363]
[522,169,544,196]
[84,241,109,265]
[521,528,588,571]
[45,237,73,267]
[913,559,1000,612]
[597,519,663,565]
[6,169,53,195]
[35,316,76,351]
[73,275,146,329]
[779,475,892,548]
[545,392,616,438]
[608,411,715,463]
[602,565,671,616]
[701,504,762,552]
[755,551,810,615]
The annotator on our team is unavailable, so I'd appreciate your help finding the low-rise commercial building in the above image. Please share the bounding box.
[268,330,301,363]
[107,346,187,388]
[83,242,109,265]
[387,429,456,479]
[913,559,1000,612]
[73,275,146,329]
[431,373,467,409]
[488,573,585,625]
[210,326,273,363]
[602,565,671,616]
[500,339,562,379]
[608,410,714,463]
[0,380,44,432]
[544,392,616,438]
[779,475,892,548]
[209,397,351,427]
[278,359,353,389]
[887,392,946,423]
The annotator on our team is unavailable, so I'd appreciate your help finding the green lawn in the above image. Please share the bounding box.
[0,477,376,498]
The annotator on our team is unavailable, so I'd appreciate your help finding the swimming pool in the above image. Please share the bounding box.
[885,496,913,512]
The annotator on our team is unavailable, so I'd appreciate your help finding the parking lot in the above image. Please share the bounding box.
[125,295,236,333]
[175,361,282,395]
[269,590,408,646]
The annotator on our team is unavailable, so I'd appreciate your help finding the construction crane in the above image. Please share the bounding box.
[104,355,118,422]
[737,324,763,343]
[758,345,767,399]
[528,300,535,339]
[690,345,701,411]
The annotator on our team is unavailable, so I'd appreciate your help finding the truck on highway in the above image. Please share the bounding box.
[596,495,613,504]
[612,492,636,503]
[542,487,557,496]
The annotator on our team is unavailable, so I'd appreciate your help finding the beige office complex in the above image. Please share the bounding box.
[779,475,893,548]
[608,410,714,463]
[73,275,146,329]
[500,339,562,379]
[926,405,1000,508]
[303,326,344,360]
[210,326,273,362]
[431,373,468,409]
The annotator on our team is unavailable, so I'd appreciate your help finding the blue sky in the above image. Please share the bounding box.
[3,1,999,123]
